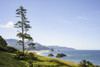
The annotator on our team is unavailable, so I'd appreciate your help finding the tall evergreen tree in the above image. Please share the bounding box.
[15,6,34,53]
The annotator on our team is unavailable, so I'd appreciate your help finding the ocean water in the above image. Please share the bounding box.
[38,50,100,65]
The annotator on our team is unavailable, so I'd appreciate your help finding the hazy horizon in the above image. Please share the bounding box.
[0,0,100,50]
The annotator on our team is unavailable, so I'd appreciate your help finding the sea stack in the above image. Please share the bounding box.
[56,53,67,57]
[48,54,54,56]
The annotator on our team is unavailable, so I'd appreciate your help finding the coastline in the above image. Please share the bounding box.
[27,50,79,67]
[27,50,50,55]
[27,50,79,63]
[28,50,100,66]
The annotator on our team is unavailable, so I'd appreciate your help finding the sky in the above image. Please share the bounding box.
[0,0,100,50]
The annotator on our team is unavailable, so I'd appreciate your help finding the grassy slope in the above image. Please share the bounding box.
[0,51,28,67]
[35,54,78,67]
[0,51,79,67]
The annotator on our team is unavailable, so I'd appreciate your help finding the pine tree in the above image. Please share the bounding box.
[15,6,34,53]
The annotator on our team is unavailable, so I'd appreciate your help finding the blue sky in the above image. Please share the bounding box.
[0,0,100,50]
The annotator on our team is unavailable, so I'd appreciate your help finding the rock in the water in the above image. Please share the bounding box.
[48,54,54,56]
[56,53,66,57]
[50,48,54,51]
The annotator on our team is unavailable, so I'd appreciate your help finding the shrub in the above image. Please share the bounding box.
[15,51,28,60]
[87,61,93,66]
[28,52,34,59]
[79,59,94,67]
[28,52,37,61]
[5,46,18,53]
[16,51,25,56]
[0,35,8,52]
[0,46,17,53]
[19,56,27,60]
[0,36,7,47]
[0,46,6,51]
[28,60,33,67]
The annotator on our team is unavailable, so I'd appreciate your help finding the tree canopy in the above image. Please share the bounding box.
[15,6,34,53]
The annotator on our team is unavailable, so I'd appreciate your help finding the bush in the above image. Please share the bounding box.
[15,51,28,60]
[0,46,6,51]
[15,51,37,61]
[28,60,33,67]
[19,56,27,60]
[28,52,34,59]
[5,46,18,53]
[0,45,18,53]
[0,35,8,52]
[28,52,37,61]
[0,36,7,47]
[16,51,25,56]
[79,59,94,67]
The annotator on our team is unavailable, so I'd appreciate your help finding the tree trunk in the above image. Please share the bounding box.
[22,37,24,53]
[22,13,24,53]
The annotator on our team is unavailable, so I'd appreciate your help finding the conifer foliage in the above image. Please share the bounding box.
[15,6,34,53]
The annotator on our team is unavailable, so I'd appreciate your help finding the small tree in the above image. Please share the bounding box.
[0,36,7,47]
[79,60,94,67]
[15,6,34,53]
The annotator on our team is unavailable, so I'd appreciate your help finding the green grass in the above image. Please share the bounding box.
[0,51,79,67]
[0,51,28,67]
[34,53,78,67]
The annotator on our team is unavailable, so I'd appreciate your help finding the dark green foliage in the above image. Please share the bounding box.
[79,59,96,67]
[0,45,17,53]
[28,52,37,61]
[87,61,93,66]
[15,51,28,60]
[0,46,6,51]
[79,63,87,67]
[15,51,37,61]
[82,59,87,64]
[28,52,35,59]
[5,46,18,53]
[28,60,33,67]
[0,36,7,47]
[0,35,17,53]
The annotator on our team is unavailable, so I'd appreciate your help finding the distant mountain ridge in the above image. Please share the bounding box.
[28,42,50,50]
[5,39,50,50]
[5,39,75,51]
[48,46,75,51]
[5,39,22,50]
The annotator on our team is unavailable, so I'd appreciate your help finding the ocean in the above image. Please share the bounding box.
[38,50,100,65]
